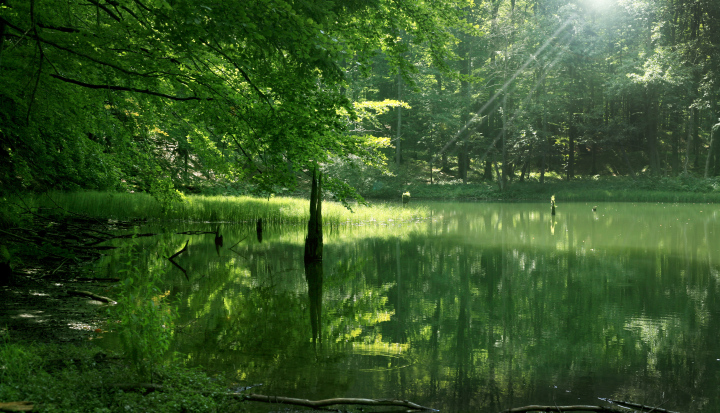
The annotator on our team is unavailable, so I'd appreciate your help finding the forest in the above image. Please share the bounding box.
[2,2,720,413]
[1,0,719,203]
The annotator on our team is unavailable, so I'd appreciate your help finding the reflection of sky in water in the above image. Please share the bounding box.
[96,202,720,413]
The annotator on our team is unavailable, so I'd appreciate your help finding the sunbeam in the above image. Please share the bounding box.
[430,13,582,166]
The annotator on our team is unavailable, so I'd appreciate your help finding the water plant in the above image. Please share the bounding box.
[109,229,177,380]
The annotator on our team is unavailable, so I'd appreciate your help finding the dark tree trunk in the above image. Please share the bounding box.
[483,159,493,180]
[305,169,323,263]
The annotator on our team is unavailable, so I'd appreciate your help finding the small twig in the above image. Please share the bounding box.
[50,257,70,275]
[228,235,248,250]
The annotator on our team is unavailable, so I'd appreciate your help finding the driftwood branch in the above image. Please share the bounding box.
[67,290,116,304]
[244,394,437,411]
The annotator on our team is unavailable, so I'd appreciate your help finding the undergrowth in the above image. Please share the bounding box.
[0,340,232,413]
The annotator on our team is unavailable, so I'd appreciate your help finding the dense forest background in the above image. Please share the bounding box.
[1,0,719,202]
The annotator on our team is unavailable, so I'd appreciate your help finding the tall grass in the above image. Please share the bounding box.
[30,191,430,225]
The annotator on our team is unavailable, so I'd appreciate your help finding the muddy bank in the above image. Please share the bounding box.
[0,265,117,343]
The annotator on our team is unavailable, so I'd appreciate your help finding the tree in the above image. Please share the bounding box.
[0,0,470,202]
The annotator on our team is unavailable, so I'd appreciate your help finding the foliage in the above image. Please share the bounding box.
[0,0,469,202]
[109,229,177,380]
[0,340,230,413]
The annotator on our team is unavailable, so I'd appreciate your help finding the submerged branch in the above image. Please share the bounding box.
[244,394,437,411]
[67,290,116,304]
[502,406,624,413]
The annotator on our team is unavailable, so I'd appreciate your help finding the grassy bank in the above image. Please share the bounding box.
[365,175,720,203]
[0,340,234,413]
[24,191,429,225]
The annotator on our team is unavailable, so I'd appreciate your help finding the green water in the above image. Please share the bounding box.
[99,202,720,412]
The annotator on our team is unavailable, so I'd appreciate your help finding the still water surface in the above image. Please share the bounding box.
[99,202,720,412]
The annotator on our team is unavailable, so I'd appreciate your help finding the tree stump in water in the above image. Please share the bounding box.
[305,169,323,263]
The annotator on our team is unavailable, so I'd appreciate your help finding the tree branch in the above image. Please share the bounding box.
[85,0,123,23]
[49,74,206,101]
[202,40,274,111]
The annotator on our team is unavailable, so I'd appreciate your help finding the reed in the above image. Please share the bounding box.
[31,191,430,225]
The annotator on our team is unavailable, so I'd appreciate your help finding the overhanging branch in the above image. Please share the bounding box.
[50,74,207,101]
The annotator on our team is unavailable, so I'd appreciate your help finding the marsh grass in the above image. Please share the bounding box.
[30,191,430,225]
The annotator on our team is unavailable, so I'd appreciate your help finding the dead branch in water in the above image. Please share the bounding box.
[167,240,190,280]
[501,406,625,413]
[244,394,437,411]
[606,399,679,413]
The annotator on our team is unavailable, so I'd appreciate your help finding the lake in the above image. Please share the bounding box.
[97,201,720,412]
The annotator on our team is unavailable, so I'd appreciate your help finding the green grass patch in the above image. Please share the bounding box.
[25,191,430,225]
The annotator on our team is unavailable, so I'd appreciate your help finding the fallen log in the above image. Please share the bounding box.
[244,394,437,411]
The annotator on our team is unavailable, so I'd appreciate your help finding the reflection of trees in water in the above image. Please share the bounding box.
[305,260,323,346]
[329,225,720,411]
[108,204,720,412]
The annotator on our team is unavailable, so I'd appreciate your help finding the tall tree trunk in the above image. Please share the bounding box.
[645,92,661,175]
[305,169,323,263]
[483,160,493,180]
[396,74,402,167]
[501,92,507,187]
[567,112,576,181]
[684,110,693,174]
